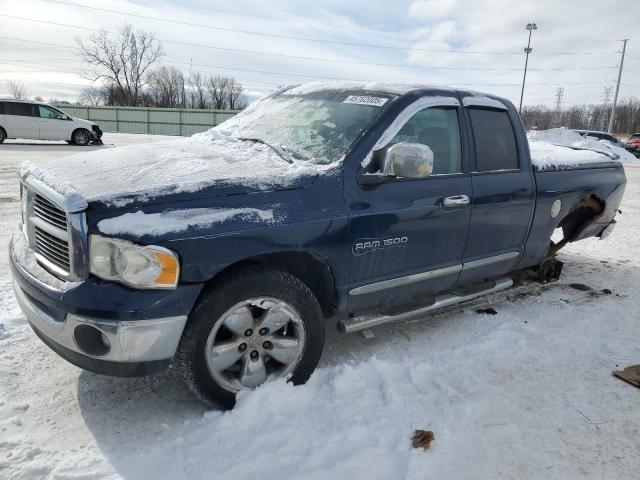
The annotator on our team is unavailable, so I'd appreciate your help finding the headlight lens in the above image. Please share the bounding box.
[89,235,179,289]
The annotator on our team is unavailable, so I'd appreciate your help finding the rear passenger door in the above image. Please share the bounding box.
[5,102,39,139]
[458,105,535,284]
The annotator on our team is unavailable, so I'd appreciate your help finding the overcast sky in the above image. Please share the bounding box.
[0,0,639,107]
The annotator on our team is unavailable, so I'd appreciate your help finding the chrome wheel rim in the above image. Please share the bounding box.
[205,297,306,393]
[75,131,89,144]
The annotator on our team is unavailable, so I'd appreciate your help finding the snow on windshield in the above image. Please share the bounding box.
[221,90,389,165]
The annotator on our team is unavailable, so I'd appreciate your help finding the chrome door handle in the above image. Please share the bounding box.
[443,195,470,208]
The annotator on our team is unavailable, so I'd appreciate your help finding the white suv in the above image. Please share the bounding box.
[0,99,102,145]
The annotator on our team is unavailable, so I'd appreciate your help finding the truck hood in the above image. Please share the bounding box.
[20,129,336,207]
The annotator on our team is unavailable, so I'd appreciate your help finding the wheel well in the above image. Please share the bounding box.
[0,125,6,136]
[549,193,605,255]
[207,252,337,318]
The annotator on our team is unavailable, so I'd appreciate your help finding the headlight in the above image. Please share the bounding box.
[89,235,179,289]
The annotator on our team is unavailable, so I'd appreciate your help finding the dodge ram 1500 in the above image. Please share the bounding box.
[11,82,626,408]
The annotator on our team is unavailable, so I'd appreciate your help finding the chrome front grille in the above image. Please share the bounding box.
[21,176,89,281]
[34,226,71,271]
[33,194,68,231]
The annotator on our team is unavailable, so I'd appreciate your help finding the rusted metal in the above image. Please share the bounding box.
[547,192,606,256]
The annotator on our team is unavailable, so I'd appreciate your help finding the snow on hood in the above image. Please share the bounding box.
[20,128,336,206]
[528,128,637,170]
[97,207,275,238]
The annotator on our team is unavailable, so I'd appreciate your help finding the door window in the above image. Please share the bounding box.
[468,109,518,171]
[38,105,65,119]
[6,103,36,117]
[388,107,462,175]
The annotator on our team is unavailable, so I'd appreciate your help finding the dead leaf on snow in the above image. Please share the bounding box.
[411,430,434,450]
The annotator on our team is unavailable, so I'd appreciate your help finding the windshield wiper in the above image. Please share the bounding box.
[237,137,294,164]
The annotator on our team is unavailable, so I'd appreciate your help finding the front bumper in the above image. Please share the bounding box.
[10,233,202,376]
[90,125,103,145]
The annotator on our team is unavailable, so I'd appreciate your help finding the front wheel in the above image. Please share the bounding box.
[177,267,325,409]
[72,129,91,146]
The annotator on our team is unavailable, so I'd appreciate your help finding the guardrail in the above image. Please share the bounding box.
[53,104,240,136]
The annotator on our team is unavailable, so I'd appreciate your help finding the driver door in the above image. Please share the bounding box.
[345,101,472,309]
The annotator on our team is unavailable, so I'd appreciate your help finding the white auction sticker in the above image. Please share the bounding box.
[343,95,388,107]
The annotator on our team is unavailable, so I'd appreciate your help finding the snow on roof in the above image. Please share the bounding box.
[97,207,275,237]
[284,81,454,96]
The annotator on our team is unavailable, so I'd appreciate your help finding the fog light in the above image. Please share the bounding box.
[100,331,111,349]
[74,324,111,356]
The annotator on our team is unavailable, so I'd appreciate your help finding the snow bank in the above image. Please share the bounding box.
[528,128,637,170]
[98,207,275,237]
[20,128,336,206]
[120,357,425,479]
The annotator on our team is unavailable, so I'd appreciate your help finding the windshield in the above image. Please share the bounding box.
[221,90,393,165]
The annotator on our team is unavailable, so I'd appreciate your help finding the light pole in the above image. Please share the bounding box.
[519,22,537,115]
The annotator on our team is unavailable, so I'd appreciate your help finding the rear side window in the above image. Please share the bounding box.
[6,103,36,117]
[469,109,518,171]
[0,102,5,114]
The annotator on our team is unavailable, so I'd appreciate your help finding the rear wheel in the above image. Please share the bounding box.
[72,129,91,146]
[177,267,325,409]
[0,127,6,144]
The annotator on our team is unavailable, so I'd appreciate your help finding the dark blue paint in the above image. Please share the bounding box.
[14,87,627,322]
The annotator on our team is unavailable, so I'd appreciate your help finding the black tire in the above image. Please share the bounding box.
[0,127,6,144]
[177,266,325,409]
[72,128,91,146]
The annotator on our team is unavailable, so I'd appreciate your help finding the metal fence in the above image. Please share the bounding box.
[53,104,240,136]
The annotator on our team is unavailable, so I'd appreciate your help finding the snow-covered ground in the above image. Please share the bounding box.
[1,134,640,480]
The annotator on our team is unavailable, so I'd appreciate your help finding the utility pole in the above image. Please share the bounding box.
[553,87,564,127]
[608,38,628,134]
[600,87,612,131]
[519,22,537,115]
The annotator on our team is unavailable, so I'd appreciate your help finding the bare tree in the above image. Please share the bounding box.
[521,97,640,134]
[207,75,230,109]
[78,86,103,106]
[204,75,247,110]
[188,71,208,109]
[147,66,186,108]
[226,77,247,110]
[6,80,29,100]
[76,23,163,106]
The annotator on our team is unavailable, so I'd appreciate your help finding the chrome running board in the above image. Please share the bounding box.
[337,277,513,334]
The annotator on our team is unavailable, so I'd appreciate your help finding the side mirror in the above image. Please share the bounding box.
[381,142,434,178]
[61,114,70,120]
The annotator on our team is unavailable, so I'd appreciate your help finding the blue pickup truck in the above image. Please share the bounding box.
[10,82,626,408]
